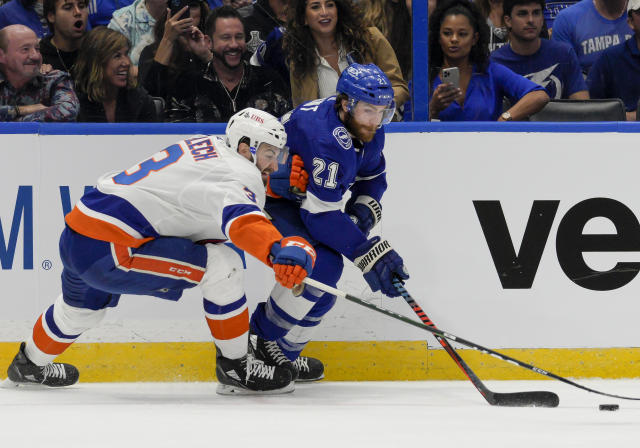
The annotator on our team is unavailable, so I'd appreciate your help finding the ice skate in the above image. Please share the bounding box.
[249,328,299,380]
[4,342,79,388]
[215,348,294,395]
[292,355,325,382]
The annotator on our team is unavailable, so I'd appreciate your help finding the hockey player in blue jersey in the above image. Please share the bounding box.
[249,63,410,382]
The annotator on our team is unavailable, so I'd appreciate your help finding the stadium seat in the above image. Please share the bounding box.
[150,96,165,122]
[528,99,626,122]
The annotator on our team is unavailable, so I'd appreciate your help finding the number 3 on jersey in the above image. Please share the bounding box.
[113,144,184,185]
[312,157,339,189]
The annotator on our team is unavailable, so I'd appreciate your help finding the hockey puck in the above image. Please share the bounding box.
[599,404,619,411]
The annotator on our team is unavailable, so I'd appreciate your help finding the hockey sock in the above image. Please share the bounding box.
[25,295,106,366]
[204,296,248,359]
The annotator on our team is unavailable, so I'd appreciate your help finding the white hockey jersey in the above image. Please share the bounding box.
[65,135,282,266]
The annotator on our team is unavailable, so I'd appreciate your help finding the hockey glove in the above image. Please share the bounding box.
[346,195,382,236]
[270,236,317,289]
[266,154,308,202]
[353,236,409,297]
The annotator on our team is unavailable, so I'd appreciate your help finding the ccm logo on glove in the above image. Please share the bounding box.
[271,236,317,289]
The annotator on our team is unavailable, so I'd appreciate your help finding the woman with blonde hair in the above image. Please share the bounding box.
[361,0,412,79]
[73,27,157,122]
[283,0,409,111]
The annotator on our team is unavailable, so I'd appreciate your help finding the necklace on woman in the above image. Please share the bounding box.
[220,67,245,113]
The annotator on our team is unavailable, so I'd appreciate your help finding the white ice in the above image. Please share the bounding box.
[1,379,639,448]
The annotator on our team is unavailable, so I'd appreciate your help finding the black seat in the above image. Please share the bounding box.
[528,99,626,122]
[150,96,165,122]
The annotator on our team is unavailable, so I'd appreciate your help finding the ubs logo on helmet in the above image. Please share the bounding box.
[333,126,352,150]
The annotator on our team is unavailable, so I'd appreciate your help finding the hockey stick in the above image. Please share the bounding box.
[391,278,558,407]
[302,277,640,403]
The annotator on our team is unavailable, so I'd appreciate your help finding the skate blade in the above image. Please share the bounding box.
[295,373,324,383]
[216,382,295,396]
[0,378,20,389]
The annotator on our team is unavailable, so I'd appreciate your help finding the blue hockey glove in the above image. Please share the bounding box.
[270,236,317,289]
[346,195,382,236]
[266,154,308,202]
[352,236,409,297]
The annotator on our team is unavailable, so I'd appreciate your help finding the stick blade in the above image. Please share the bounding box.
[490,391,559,408]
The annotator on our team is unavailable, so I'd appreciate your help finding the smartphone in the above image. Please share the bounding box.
[169,0,190,20]
[441,67,460,89]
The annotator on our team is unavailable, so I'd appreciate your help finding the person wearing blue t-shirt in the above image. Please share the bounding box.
[551,0,632,74]
[588,0,640,121]
[492,0,588,99]
[0,0,50,38]
[429,0,548,121]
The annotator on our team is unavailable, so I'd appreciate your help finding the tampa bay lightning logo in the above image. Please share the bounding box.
[333,126,352,150]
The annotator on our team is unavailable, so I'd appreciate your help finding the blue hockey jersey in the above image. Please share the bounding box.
[281,96,387,259]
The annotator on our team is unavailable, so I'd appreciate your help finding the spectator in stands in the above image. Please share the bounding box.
[250,25,288,88]
[0,0,51,38]
[0,24,79,121]
[362,0,412,79]
[73,27,157,121]
[543,1,577,35]
[138,1,208,120]
[587,0,640,121]
[284,0,408,111]
[108,0,166,77]
[238,0,287,54]
[491,0,588,99]
[88,0,133,27]
[552,0,632,74]
[476,0,509,51]
[41,0,89,72]
[428,0,548,121]
[156,5,290,121]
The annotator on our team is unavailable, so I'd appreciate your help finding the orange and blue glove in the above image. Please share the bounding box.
[266,154,308,202]
[270,236,317,288]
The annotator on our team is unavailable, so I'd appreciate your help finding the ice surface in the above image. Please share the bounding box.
[1,379,639,447]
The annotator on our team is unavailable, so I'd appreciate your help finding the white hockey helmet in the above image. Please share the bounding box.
[225,108,287,162]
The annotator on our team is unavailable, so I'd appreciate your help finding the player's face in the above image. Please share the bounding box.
[256,143,282,184]
[103,46,130,89]
[505,3,543,42]
[305,0,337,37]
[48,0,88,41]
[344,100,389,142]
[438,14,478,64]
[211,17,246,70]
[0,27,42,81]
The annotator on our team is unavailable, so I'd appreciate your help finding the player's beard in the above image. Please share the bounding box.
[344,112,377,143]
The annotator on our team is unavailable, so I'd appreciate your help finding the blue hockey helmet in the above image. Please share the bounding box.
[336,63,396,126]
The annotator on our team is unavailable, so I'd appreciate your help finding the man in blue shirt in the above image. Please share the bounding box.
[492,0,588,99]
[0,0,50,38]
[587,0,640,121]
[551,0,631,74]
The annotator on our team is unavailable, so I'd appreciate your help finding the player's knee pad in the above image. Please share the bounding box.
[53,294,107,334]
[200,244,244,305]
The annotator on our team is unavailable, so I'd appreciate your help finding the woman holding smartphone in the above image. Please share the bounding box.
[428,0,549,121]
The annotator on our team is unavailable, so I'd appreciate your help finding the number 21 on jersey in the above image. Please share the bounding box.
[312,157,339,189]
[113,144,184,185]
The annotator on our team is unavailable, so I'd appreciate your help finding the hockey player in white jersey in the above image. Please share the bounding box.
[4,108,317,395]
